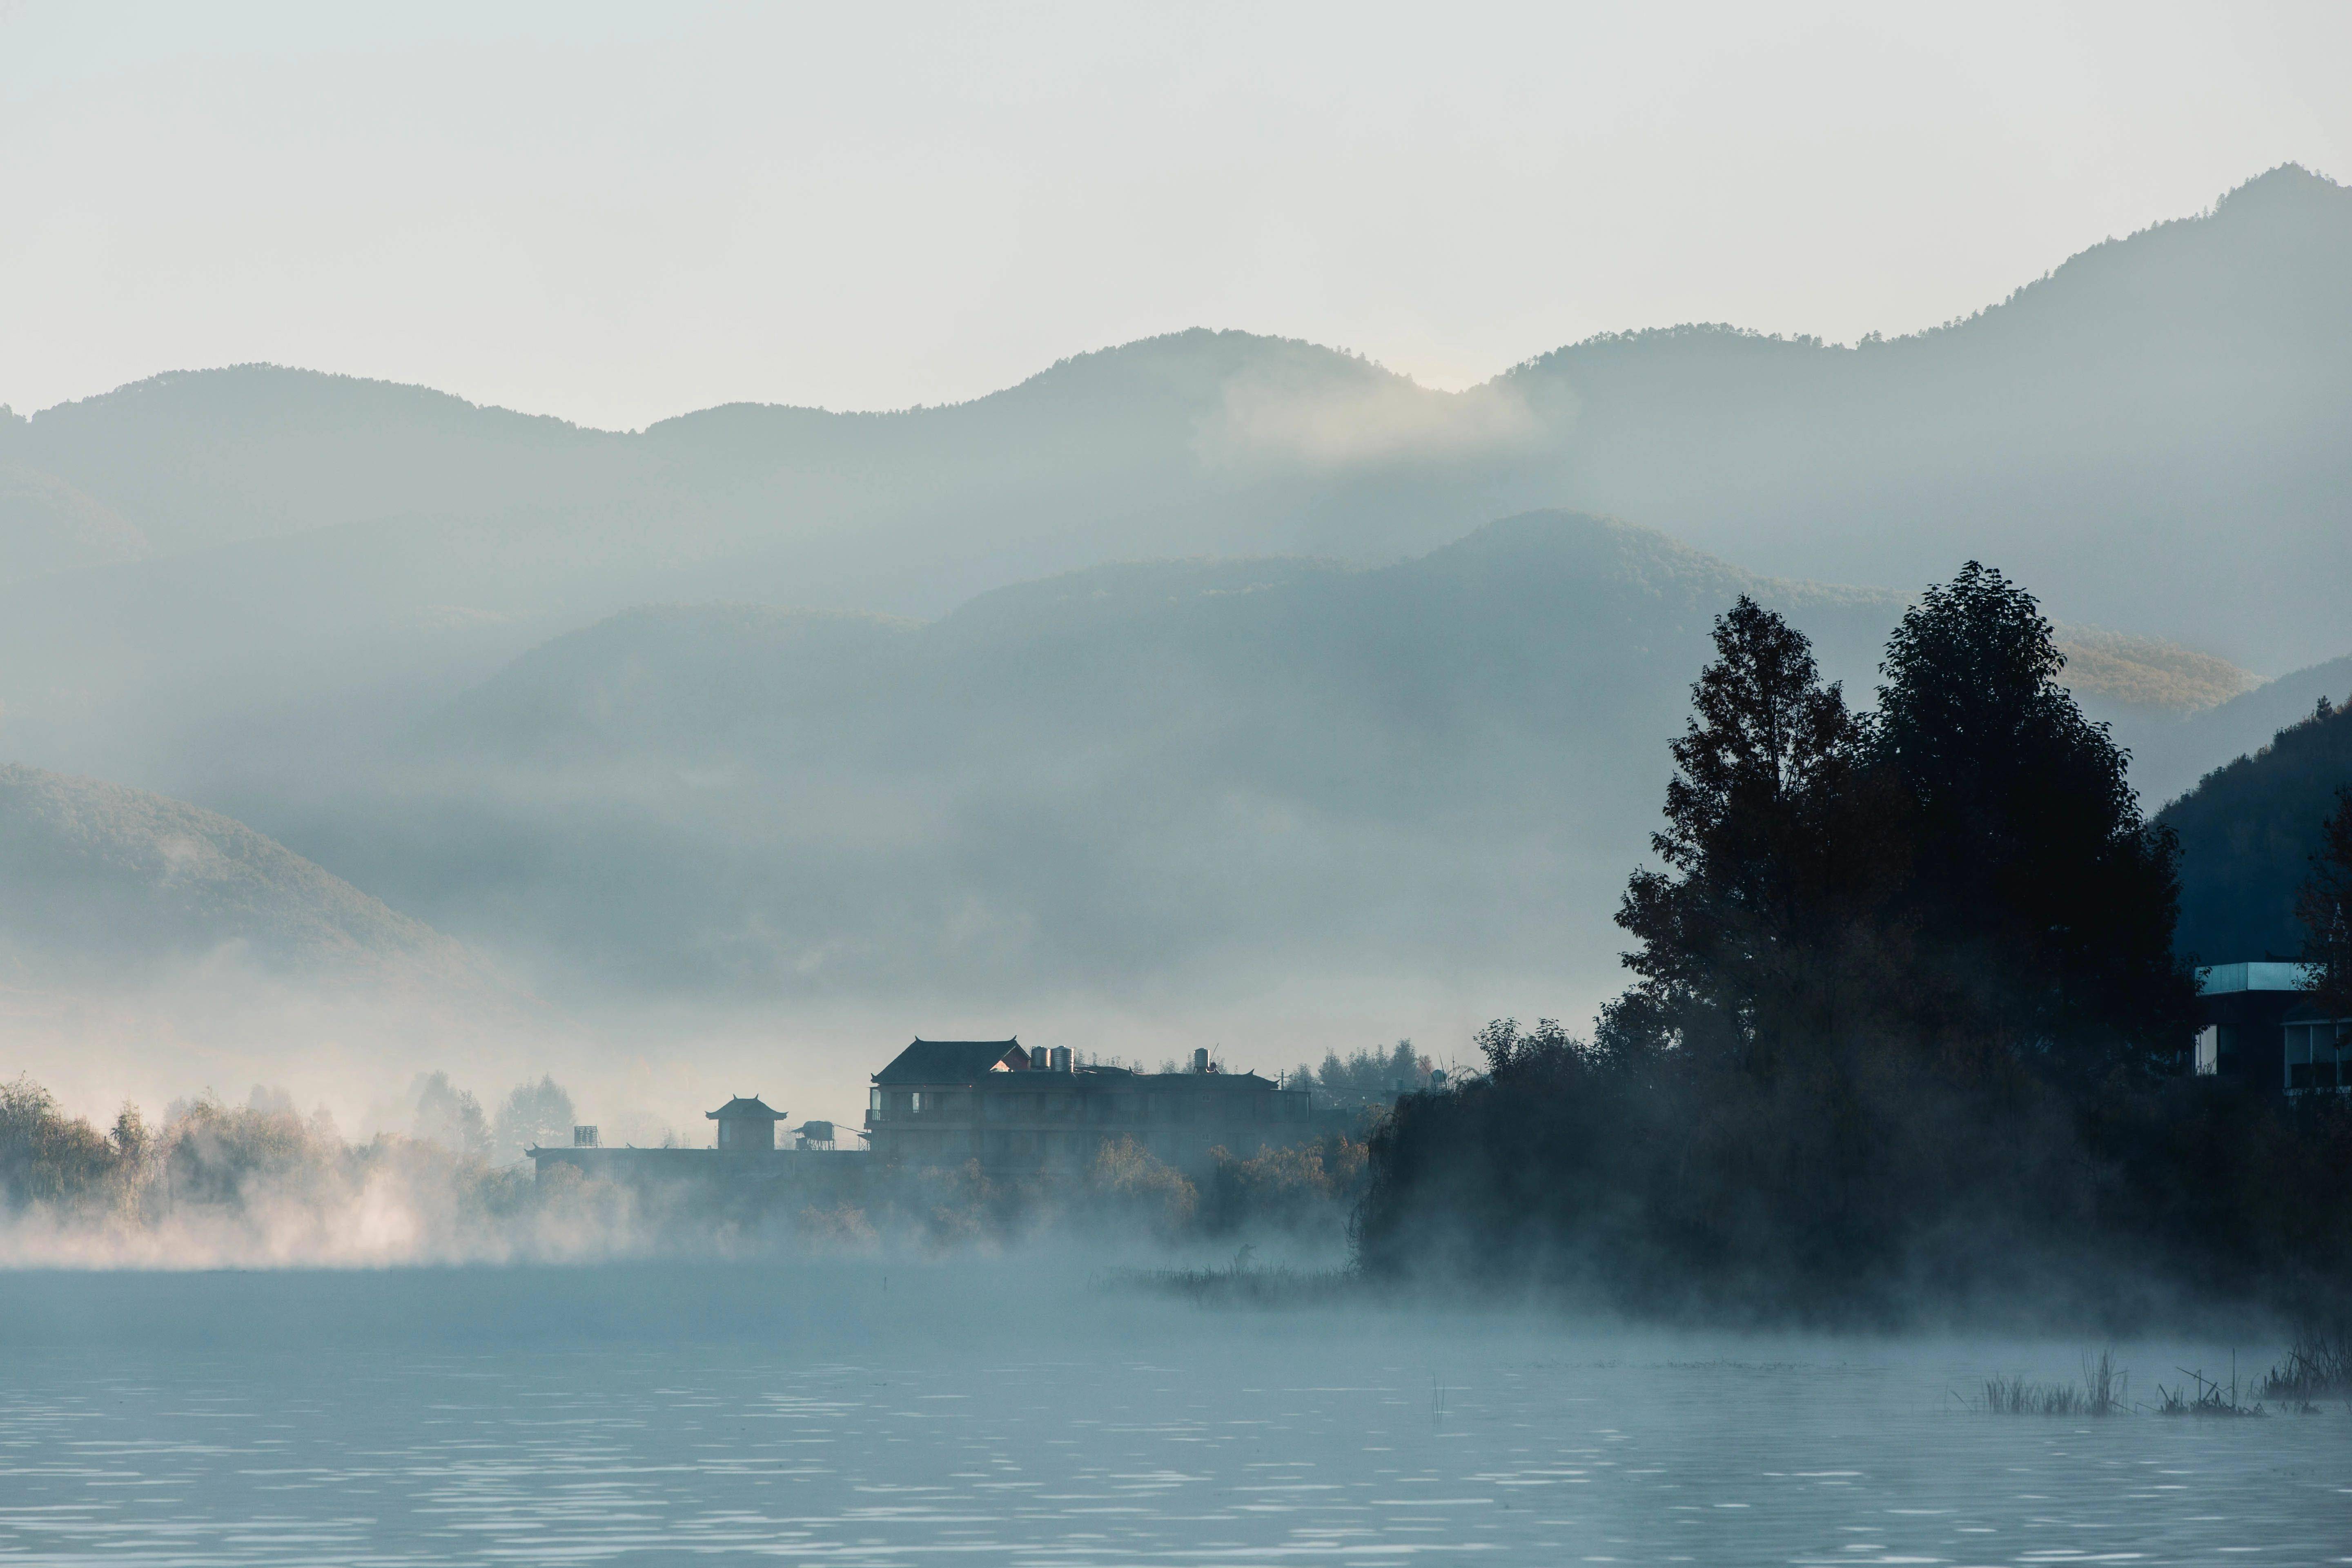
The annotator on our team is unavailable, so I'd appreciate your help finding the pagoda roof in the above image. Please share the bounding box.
[706,1095,787,1120]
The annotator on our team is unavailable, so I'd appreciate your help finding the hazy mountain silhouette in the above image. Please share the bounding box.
[0,166,2336,1018]
[196,512,2241,1008]
[0,166,2339,801]
[0,368,634,558]
[1499,166,2351,668]
[0,167,2335,645]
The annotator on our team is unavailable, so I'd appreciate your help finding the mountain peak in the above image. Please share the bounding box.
[2213,161,2346,213]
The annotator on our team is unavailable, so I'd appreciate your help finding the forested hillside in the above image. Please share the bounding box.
[2119,652,2352,808]
[2160,694,2352,963]
[0,763,489,989]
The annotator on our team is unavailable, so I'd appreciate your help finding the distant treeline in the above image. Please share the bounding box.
[1358,567,2352,1325]
[0,1075,561,1263]
[0,1071,1369,1264]
[1286,1042,1436,1109]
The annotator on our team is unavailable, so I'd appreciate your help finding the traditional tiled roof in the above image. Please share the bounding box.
[705,1095,786,1120]
[874,1038,1027,1085]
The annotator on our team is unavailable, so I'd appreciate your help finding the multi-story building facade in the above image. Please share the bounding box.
[864,1038,1316,1172]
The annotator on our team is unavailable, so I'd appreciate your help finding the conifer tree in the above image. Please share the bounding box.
[1614,596,1873,1076]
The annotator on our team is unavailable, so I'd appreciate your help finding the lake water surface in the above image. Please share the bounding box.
[0,1260,2345,1564]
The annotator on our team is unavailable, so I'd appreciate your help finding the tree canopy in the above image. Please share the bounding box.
[1610,570,2191,1089]
[1869,562,2192,1082]
[1354,565,2273,1322]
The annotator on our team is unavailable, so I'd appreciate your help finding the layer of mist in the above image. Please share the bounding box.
[7,513,2246,1025]
[0,1068,1364,1275]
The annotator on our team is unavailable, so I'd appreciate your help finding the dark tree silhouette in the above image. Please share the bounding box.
[1353,564,2339,1322]
[1613,596,1891,1078]
[1870,562,2192,1081]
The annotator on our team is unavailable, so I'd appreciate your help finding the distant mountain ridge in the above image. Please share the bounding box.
[0,763,492,990]
[0,166,2339,1021]
[0,168,2340,674]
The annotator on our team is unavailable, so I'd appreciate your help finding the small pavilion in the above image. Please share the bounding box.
[706,1094,788,1151]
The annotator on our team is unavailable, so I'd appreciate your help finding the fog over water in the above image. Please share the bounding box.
[3,1259,2346,1566]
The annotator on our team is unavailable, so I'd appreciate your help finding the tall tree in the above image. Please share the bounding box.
[1615,596,1874,1075]
[493,1076,577,1164]
[2296,787,2352,1021]
[1870,562,2191,1080]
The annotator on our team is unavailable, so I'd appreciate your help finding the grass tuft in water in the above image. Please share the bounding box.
[1976,1349,2128,1416]
[2258,1325,2350,1403]
[2155,1361,2264,1418]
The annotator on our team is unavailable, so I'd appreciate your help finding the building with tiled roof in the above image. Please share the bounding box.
[865,1040,1316,1173]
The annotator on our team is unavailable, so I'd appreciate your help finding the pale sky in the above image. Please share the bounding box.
[2,0,2346,431]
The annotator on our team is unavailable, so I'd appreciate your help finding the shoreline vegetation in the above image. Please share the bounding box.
[1957,1340,2350,1416]
[1976,1349,2129,1416]
[1353,568,2352,1329]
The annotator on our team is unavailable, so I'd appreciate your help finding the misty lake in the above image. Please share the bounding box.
[1,1259,2345,1566]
